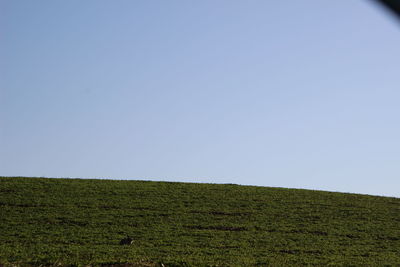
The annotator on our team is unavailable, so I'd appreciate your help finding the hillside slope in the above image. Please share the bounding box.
[1,177,399,266]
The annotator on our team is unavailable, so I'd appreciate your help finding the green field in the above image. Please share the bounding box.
[1,177,399,266]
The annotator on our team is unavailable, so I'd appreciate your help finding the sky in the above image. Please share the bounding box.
[1,0,400,197]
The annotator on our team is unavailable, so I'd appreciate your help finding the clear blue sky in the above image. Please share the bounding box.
[1,0,400,197]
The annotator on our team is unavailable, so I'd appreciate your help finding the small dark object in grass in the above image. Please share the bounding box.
[119,236,133,245]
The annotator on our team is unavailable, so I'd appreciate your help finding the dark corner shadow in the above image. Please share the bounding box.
[373,0,400,21]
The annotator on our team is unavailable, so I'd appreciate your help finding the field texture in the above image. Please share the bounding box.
[1,177,400,266]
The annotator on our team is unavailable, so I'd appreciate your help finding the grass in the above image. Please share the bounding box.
[1,176,400,266]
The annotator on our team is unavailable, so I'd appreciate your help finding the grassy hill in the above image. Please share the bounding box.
[1,177,399,266]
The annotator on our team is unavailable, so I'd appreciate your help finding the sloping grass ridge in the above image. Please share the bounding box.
[1,177,399,266]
